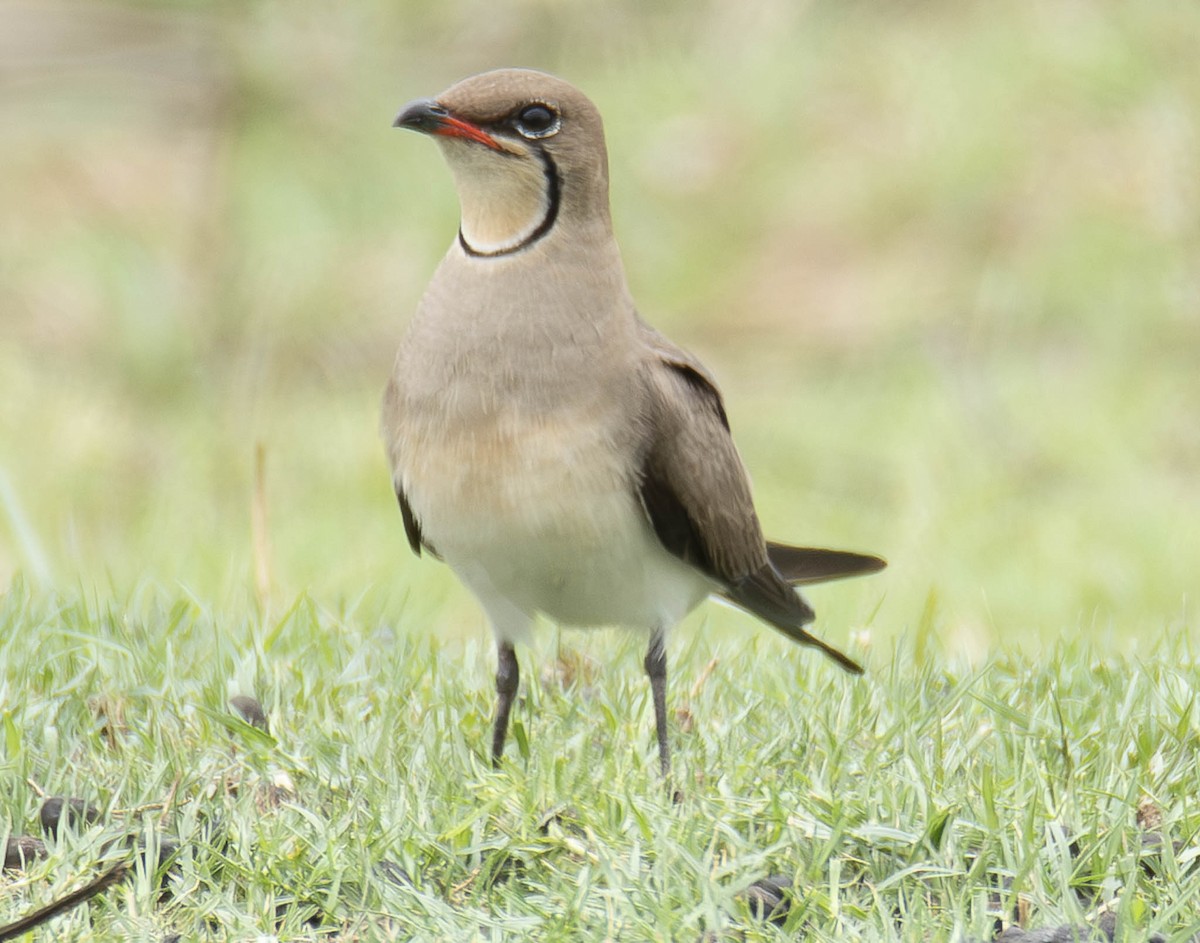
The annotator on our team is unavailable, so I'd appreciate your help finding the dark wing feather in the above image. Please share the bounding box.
[394,483,441,559]
[638,464,710,573]
[635,327,862,674]
[382,377,439,560]
[395,485,426,557]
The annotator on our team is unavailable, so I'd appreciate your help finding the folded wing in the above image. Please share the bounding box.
[634,325,870,674]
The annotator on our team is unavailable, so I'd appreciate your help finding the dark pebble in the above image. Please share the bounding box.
[4,835,48,871]
[230,695,269,731]
[990,912,1166,943]
[375,859,414,888]
[273,899,324,931]
[742,874,791,926]
[479,849,525,888]
[1138,831,1188,878]
[537,806,584,837]
[39,797,102,837]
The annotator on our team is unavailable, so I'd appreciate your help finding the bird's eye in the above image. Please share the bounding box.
[512,104,560,139]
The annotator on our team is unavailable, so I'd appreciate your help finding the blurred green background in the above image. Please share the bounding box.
[1,0,1197,655]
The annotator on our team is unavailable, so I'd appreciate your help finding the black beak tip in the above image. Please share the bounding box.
[393,98,448,131]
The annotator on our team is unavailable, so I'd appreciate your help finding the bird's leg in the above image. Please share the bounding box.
[644,628,671,779]
[492,641,519,767]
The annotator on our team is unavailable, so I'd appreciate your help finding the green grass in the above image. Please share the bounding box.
[2,0,1199,939]
[3,585,1200,940]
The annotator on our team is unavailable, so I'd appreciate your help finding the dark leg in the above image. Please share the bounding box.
[644,629,671,778]
[492,641,519,767]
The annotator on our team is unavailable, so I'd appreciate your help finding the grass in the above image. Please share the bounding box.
[3,585,1200,940]
[2,0,1199,938]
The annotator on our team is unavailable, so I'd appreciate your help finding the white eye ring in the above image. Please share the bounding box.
[513,104,560,140]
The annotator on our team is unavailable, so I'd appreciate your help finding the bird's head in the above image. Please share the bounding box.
[394,69,611,257]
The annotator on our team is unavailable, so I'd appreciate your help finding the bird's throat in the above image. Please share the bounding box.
[442,142,560,257]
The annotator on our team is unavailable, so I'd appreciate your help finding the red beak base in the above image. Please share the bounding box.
[394,99,502,151]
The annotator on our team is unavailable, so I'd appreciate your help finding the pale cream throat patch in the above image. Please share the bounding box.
[443,142,551,254]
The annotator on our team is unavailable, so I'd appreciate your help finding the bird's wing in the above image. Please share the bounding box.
[394,485,429,557]
[382,379,439,560]
[635,326,861,673]
[390,472,442,559]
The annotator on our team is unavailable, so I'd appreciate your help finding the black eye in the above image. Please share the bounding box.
[512,104,559,139]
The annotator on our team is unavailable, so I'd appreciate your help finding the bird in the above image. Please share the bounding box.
[382,68,885,780]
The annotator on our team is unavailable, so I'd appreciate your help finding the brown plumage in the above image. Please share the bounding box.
[384,69,885,780]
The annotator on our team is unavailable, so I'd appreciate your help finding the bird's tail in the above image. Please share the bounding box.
[766,543,884,673]
[766,543,886,586]
[786,626,865,675]
[722,564,867,675]
[722,544,884,674]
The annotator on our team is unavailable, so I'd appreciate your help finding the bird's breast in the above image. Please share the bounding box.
[397,402,709,630]
[398,399,635,552]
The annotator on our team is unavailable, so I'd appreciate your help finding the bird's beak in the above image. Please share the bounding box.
[393,99,502,151]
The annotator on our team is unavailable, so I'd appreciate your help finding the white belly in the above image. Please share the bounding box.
[398,404,713,637]
[450,495,712,634]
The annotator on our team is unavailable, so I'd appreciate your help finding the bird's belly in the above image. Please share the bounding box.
[460,508,711,630]
[399,410,712,629]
